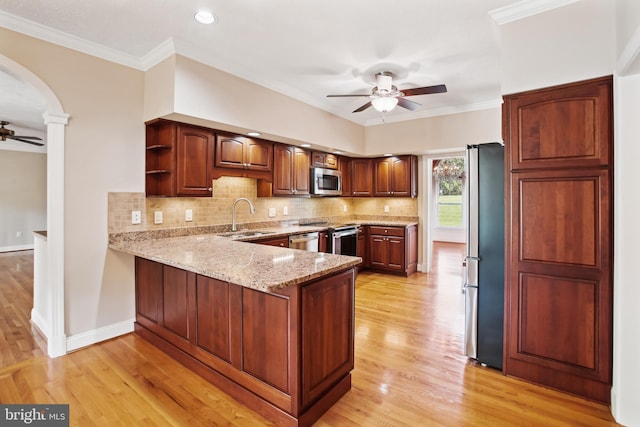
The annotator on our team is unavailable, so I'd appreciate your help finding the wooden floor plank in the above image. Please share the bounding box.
[0,243,620,426]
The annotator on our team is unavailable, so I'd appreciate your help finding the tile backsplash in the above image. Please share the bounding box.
[108,176,418,234]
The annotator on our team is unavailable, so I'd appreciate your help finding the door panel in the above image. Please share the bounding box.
[504,76,612,403]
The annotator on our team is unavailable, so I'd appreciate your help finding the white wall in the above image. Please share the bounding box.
[500,0,615,95]
[613,71,640,427]
[0,150,46,251]
[499,1,640,424]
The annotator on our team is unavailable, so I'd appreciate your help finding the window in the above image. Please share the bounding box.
[434,157,465,228]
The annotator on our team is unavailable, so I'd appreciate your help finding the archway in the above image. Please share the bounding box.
[0,54,69,357]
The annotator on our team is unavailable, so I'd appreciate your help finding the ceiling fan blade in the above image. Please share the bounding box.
[327,94,371,98]
[397,97,422,111]
[13,135,43,140]
[10,136,44,146]
[353,102,372,113]
[402,84,448,97]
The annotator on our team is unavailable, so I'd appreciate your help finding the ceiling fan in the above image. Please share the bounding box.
[327,71,447,113]
[0,121,44,146]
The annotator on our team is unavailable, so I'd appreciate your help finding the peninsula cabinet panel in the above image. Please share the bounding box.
[135,257,163,323]
[504,76,612,171]
[161,265,192,342]
[242,288,290,393]
[301,269,354,407]
[195,276,233,364]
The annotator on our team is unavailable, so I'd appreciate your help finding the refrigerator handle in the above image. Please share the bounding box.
[461,259,467,293]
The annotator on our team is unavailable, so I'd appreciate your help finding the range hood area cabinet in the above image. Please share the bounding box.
[213,132,273,181]
[257,144,311,197]
[373,155,418,197]
[145,119,215,197]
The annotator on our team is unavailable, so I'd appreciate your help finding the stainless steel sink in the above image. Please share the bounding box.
[218,230,276,240]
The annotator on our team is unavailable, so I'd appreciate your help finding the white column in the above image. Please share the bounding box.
[44,112,69,358]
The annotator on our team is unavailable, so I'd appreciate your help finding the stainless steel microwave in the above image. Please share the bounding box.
[310,167,342,196]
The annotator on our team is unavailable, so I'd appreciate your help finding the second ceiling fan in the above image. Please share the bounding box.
[327,71,447,113]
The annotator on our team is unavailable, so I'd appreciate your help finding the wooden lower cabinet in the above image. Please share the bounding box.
[134,257,355,427]
[367,225,417,276]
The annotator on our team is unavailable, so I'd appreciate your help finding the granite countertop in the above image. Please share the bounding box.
[110,233,362,293]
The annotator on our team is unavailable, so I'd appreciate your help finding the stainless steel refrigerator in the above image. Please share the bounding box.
[463,142,505,370]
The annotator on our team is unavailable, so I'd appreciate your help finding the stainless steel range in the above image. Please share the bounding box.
[327,223,359,256]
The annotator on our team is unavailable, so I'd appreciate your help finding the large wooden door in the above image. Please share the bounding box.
[503,76,613,403]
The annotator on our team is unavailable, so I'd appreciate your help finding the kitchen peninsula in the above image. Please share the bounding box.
[110,231,361,427]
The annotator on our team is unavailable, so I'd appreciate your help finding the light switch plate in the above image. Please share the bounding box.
[283,206,288,216]
[384,205,390,213]
[154,211,163,224]
[185,209,193,222]
[268,207,276,217]
[132,210,142,224]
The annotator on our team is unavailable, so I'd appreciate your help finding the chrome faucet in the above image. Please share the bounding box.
[231,198,255,231]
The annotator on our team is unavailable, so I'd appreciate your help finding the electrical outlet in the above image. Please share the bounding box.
[384,205,390,213]
[343,205,347,212]
[185,209,193,222]
[268,207,276,217]
[16,231,22,238]
[283,206,288,216]
[132,210,142,224]
[154,211,163,224]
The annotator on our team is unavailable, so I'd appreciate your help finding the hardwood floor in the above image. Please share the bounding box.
[0,250,45,368]
[0,243,619,426]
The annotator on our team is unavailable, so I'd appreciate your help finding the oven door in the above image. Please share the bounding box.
[331,229,358,256]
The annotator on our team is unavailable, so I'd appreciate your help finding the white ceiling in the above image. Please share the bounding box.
[0,0,577,141]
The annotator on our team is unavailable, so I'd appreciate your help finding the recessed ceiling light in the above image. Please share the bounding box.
[194,11,216,24]
[247,131,261,137]
[300,143,311,148]
[384,153,393,156]
[334,150,342,155]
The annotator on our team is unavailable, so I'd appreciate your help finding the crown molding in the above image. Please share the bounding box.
[617,26,640,76]
[140,38,177,70]
[0,10,144,70]
[489,0,581,25]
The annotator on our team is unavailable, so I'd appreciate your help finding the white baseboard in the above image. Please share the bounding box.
[0,244,34,252]
[66,319,135,352]
[31,308,51,338]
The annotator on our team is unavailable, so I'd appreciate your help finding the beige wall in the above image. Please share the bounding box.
[146,55,366,155]
[364,107,502,156]
[0,28,145,337]
[108,178,418,235]
[0,150,46,250]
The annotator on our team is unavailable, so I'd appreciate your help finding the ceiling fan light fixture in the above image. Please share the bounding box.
[194,11,216,24]
[371,97,398,113]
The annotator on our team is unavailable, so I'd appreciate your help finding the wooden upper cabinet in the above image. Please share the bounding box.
[339,157,351,196]
[176,125,214,196]
[145,119,214,197]
[503,76,612,171]
[271,144,310,196]
[350,158,373,197]
[311,151,339,169]
[214,132,273,180]
[373,155,417,197]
